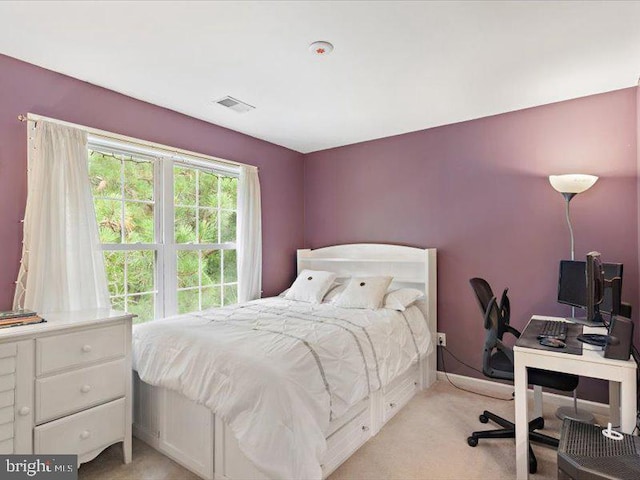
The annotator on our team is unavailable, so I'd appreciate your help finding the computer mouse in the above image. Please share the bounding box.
[539,337,566,348]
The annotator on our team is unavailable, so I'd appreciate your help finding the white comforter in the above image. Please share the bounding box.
[132,297,432,480]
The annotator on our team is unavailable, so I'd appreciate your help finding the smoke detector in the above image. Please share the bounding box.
[309,41,334,56]
[215,96,255,114]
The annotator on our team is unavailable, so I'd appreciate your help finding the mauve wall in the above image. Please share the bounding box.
[0,54,305,309]
[304,88,638,403]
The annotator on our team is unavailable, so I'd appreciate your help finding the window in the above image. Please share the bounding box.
[174,165,238,314]
[88,144,239,324]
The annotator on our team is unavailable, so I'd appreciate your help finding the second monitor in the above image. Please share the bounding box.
[557,255,621,325]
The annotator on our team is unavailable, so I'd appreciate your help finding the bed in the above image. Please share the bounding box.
[132,244,437,480]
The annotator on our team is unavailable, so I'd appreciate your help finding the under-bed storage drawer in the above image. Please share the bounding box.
[383,369,419,422]
[35,359,126,423]
[322,407,371,477]
[36,324,125,375]
[34,398,125,457]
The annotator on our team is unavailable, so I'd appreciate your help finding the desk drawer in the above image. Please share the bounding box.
[35,359,126,423]
[34,398,125,456]
[36,324,125,376]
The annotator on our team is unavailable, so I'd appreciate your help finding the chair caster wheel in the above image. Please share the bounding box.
[467,436,478,447]
[479,414,489,424]
[539,418,545,429]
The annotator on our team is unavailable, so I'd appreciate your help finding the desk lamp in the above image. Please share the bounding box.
[549,173,598,423]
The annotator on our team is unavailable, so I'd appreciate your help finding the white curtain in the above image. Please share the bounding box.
[13,121,110,312]
[237,165,262,302]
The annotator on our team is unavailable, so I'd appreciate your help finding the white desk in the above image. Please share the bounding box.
[513,315,637,480]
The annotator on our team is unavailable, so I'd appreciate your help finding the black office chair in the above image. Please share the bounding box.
[467,278,580,474]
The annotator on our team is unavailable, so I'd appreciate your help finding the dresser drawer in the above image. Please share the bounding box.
[34,398,125,456]
[36,324,125,376]
[35,359,126,424]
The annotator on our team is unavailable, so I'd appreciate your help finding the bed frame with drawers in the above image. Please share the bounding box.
[133,244,437,479]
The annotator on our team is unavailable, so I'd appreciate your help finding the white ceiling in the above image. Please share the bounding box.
[1,1,639,153]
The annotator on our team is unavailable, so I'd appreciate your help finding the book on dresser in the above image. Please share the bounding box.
[0,309,36,320]
[0,310,45,328]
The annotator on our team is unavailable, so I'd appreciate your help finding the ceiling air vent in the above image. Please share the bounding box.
[215,96,255,114]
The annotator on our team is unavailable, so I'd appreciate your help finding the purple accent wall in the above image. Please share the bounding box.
[0,54,304,309]
[304,88,638,403]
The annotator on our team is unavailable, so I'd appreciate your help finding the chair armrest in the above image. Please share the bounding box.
[496,339,515,365]
[505,325,521,339]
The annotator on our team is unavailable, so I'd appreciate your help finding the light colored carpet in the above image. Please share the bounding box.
[80,380,574,479]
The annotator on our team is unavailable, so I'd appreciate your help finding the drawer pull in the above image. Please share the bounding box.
[80,385,92,393]
[80,430,91,440]
[81,345,92,353]
[362,425,369,432]
[18,406,30,416]
[389,402,396,408]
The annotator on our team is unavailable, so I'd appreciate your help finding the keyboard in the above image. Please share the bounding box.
[538,320,568,341]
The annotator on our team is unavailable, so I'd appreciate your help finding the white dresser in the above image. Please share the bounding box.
[0,309,132,466]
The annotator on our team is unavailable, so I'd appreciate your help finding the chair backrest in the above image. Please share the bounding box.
[469,277,513,380]
[469,277,511,337]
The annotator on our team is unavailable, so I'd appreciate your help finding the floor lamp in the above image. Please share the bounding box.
[549,173,598,423]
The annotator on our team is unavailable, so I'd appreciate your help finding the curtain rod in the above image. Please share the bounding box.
[17,113,257,171]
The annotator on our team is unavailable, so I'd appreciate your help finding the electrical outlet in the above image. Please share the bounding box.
[437,332,446,347]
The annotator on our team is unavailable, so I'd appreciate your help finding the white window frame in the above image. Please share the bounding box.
[89,138,239,321]
[164,159,239,316]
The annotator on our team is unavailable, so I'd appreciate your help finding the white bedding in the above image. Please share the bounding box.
[132,297,432,480]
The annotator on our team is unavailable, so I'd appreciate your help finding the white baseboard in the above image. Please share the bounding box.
[436,371,610,418]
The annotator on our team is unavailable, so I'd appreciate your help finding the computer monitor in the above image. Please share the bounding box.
[585,251,605,324]
[558,260,623,315]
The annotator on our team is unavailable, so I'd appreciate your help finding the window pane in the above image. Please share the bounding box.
[220,211,236,243]
[103,251,125,297]
[124,157,154,201]
[178,289,199,314]
[128,293,154,324]
[202,286,221,310]
[199,209,218,244]
[220,176,237,209]
[89,151,121,198]
[199,171,218,208]
[174,166,196,205]
[124,202,154,243]
[177,251,199,288]
[223,284,238,305]
[223,250,237,284]
[95,199,122,243]
[202,250,221,285]
[111,296,126,312]
[175,207,197,243]
[127,250,154,294]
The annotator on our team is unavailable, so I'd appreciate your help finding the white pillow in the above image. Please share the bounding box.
[383,288,424,311]
[284,269,337,303]
[323,283,346,303]
[333,276,393,309]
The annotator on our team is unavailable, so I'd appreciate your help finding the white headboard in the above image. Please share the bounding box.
[297,243,437,387]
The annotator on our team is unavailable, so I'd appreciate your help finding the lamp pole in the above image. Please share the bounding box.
[563,192,577,317]
[550,175,598,424]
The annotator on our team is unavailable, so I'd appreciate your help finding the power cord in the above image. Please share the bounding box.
[439,344,514,402]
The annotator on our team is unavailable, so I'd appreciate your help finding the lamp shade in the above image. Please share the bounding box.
[549,174,598,194]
